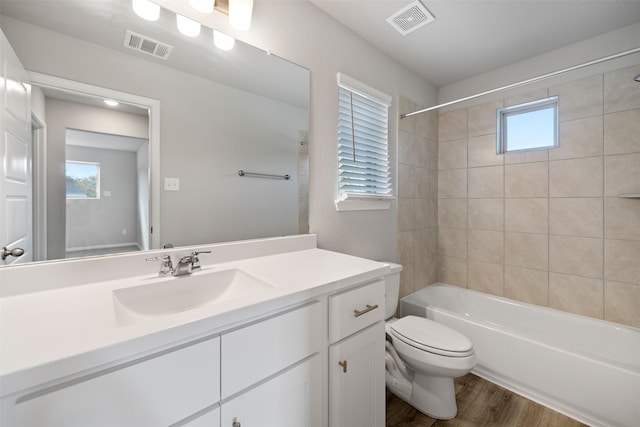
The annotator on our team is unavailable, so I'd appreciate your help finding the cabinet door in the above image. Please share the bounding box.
[14,337,220,427]
[329,322,385,427]
[221,354,322,427]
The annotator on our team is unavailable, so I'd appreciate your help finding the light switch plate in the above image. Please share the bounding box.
[164,177,180,191]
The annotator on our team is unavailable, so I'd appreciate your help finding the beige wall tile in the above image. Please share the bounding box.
[468,165,503,198]
[438,255,467,287]
[415,254,438,289]
[415,198,437,229]
[438,169,467,198]
[398,163,416,198]
[549,157,603,197]
[468,134,503,167]
[438,227,467,258]
[549,273,603,319]
[415,167,433,199]
[468,229,504,263]
[550,116,603,160]
[416,110,438,141]
[549,235,603,279]
[549,198,603,238]
[399,262,415,300]
[439,109,467,142]
[604,109,640,155]
[398,96,417,134]
[438,198,467,229]
[504,89,549,107]
[468,100,502,137]
[397,231,415,264]
[397,198,415,232]
[605,239,640,285]
[398,130,416,165]
[438,139,467,170]
[504,148,548,164]
[505,198,548,234]
[550,74,603,122]
[505,162,548,197]
[604,153,640,197]
[504,266,549,306]
[604,64,640,114]
[415,227,438,263]
[468,260,503,296]
[605,198,640,240]
[416,137,438,170]
[604,281,640,328]
[505,232,548,270]
[468,198,504,231]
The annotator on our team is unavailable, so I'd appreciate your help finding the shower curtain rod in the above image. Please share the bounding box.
[401,46,640,119]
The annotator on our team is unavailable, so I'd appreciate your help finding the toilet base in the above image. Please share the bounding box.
[410,374,457,420]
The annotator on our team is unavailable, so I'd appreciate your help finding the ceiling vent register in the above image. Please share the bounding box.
[124,30,173,60]
[387,0,435,36]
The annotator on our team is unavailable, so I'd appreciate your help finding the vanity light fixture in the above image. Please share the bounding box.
[189,0,215,14]
[104,99,119,107]
[229,0,253,31]
[213,30,235,50]
[176,14,201,37]
[132,0,160,21]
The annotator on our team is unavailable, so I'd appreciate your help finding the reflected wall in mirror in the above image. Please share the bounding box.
[0,0,310,267]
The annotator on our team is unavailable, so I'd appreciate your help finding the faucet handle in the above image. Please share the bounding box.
[146,254,174,276]
[190,250,211,270]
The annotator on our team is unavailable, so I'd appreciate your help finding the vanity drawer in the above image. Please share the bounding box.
[221,301,322,399]
[329,279,385,343]
[15,337,220,427]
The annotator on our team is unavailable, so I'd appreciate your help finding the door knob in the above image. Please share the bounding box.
[1,247,24,260]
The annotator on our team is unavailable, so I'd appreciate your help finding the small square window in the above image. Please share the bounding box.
[497,96,558,154]
[66,161,100,199]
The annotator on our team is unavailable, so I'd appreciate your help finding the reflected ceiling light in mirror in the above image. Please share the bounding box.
[132,0,160,21]
[229,0,253,31]
[176,14,201,37]
[189,0,214,14]
[213,30,235,50]
[104,99,119,107]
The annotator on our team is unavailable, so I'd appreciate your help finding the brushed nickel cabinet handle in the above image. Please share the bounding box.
[338,360,348,373]
[353,304,379,318]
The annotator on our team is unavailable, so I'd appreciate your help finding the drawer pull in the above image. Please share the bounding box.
[353,304,379,318]
[338,360,348,373]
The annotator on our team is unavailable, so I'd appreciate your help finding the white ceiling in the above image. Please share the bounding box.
[310,0,640,87]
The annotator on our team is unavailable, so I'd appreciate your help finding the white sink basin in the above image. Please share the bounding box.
[113,268,273,326]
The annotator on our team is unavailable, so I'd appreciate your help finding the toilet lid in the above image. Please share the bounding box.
[390,316,474,357]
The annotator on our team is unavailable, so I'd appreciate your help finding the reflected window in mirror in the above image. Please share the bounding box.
[66,161,100,199]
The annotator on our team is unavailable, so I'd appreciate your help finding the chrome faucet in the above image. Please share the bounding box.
[147,251,211,277]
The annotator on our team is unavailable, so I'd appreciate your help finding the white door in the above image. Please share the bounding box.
[0,30,32,265]
[329,322,386,427]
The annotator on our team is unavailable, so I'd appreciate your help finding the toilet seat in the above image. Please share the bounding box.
[389,316,474,357]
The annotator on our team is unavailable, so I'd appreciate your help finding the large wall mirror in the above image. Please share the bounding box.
[0,0,310,267]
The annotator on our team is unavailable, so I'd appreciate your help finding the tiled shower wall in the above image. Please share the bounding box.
[436,64,639,328]
[398,64,639,328]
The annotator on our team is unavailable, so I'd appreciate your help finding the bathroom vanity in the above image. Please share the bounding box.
[0,235,388,426]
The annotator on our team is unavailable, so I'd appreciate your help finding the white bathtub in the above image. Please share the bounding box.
[400,283,640,427]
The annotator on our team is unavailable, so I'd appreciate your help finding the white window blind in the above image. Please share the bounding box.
[337,73,392,209]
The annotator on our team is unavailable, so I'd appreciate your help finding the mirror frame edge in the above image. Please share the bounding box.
[28,71,161,256]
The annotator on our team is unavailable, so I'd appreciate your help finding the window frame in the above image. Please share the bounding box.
[65,160,101,200]
[335,73,393,211]
[496,96,559,154]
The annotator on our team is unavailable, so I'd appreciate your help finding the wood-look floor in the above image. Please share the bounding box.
[386,374,587,427]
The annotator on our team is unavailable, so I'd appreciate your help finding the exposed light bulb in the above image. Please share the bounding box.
[104,99,119,107]
[176,14,201,37]
[213,30,235,51]
[189,0,214,14]
[132,0,160,21]
[228,0,253,31]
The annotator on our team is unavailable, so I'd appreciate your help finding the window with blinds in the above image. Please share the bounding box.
[336,73,393,211]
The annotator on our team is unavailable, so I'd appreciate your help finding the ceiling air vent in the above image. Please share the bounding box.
[124,30,173,60]
[387,1,435,36]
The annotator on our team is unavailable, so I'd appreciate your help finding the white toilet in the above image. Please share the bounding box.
[383,263,476,419]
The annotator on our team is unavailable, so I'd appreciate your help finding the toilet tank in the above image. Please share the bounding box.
[383,263,403,319]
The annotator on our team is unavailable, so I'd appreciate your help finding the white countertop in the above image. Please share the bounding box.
[0,244,388,396]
